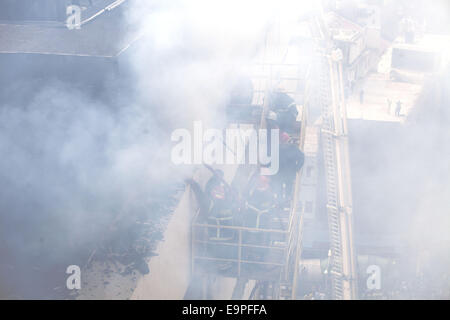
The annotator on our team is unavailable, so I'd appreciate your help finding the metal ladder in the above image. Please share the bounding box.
[318,56,345,300]
[318,47,359,300]
[305,7,358,300]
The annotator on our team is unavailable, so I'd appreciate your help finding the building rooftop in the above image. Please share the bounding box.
[0,0,138,58]
[347,73,423,122]
[393,34,450,55]
[325,11,364,43]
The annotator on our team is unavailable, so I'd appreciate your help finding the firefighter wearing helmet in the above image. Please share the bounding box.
[204,170,235,247]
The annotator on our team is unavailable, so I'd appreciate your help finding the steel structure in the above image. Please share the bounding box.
[311,12,359,300]
[190,5,358,300]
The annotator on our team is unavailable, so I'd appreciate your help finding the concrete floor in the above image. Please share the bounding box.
[347,72,422,122]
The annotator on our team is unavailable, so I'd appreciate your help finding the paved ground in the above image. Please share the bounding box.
[347,72,423,123]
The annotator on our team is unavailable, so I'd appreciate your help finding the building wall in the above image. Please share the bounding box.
[131,164,240,299]
[0,0,69,22]
[366,26,382,49]
[348,34,367,65]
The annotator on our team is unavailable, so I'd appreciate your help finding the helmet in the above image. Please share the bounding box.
[256,175,270,191]
[266,111,278,121]
[280,131,291,144]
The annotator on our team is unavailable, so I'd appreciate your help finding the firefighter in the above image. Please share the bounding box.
[270,92,299,134]
[266,111,279,129]
[271,91,295,111]
[204,170,235,240]
[205,170,228,215]
[242,173,277,265]
[245,174,276,220]
[276,103,299,134]
[203,170,237,270]
[272,132,305,204]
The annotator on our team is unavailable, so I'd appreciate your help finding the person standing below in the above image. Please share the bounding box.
[395,100,402,117]
[359,89,365,105]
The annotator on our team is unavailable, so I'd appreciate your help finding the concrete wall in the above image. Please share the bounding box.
[131,164,239,300]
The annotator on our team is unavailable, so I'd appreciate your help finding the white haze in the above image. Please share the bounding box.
[0,0,449,299]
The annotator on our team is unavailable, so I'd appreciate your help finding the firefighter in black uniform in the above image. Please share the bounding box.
[242,173,277,267]
[272,132,305,204]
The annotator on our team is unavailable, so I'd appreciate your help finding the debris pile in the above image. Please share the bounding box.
[84,182,186,276]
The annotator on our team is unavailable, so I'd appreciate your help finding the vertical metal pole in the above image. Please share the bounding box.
[191,224,195,278]
[338,60,358,299]
[290,105,308,299]
[291,203,304,300]
[238,230,242,277]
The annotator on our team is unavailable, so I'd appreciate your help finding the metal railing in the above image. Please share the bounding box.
[191,203,299,281]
